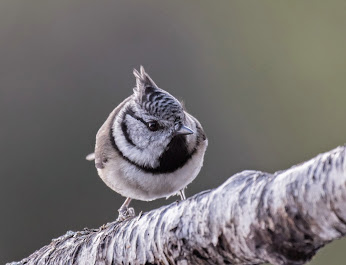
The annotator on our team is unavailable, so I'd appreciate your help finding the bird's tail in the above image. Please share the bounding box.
[85,153,95,161]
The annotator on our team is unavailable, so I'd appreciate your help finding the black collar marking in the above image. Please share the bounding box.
[110,121,198,175]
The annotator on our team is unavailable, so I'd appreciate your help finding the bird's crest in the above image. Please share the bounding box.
[132,66,182,119]
[133,66,159,102]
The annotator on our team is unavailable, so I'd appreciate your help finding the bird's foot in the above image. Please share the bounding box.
[117,207,135,221]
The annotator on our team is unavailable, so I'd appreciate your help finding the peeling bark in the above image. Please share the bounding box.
[8,145,346,265]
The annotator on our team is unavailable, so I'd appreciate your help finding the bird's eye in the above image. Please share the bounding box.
[147,121,159,131]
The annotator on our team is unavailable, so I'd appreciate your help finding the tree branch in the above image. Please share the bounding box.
[8,146,346,265]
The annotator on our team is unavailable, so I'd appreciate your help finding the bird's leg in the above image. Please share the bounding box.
[117,197,135,221]
[179,189,186,200]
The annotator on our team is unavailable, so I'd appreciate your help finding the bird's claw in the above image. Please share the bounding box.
[117,207,135,221]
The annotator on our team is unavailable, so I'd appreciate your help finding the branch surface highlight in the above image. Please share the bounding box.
[8,146,346,265]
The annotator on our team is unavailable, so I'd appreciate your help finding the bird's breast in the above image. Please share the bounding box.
[97,138,208,201]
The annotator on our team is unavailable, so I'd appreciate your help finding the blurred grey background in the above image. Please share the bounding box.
[1,1,346,264]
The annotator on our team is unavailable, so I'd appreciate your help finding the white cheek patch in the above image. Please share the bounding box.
[125,116,150,149]
[112,109,170,169]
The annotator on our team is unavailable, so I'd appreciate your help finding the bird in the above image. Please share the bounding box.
[87,66,208,220]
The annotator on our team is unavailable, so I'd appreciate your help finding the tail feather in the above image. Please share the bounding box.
[86,153,95,161]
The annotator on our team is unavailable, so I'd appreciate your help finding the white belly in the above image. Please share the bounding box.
[97,139,207,201]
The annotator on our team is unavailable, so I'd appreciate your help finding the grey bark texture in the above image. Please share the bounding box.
[8,145,346,265]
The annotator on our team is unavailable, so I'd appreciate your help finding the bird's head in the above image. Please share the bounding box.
[114,66,194,169]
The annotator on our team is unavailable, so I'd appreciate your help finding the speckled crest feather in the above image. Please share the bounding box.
[133,66,158,103]
[133,66,183,120]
